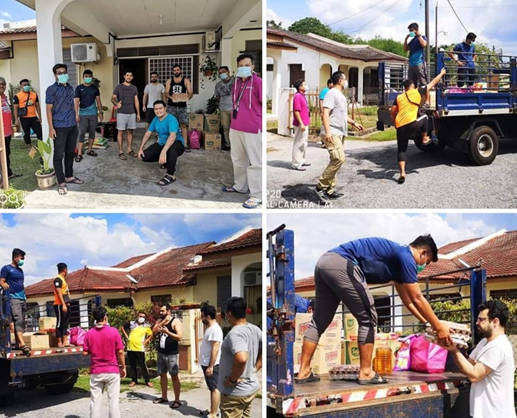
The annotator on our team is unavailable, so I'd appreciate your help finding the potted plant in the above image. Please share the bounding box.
[0,186,25,209]
[30,137,56,189]
[199,55,219,89]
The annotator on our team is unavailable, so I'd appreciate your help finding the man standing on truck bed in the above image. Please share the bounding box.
[449,33,477,88]
[53,262,72,347]
[0,248,31,355]
[295,235,452,385]
[404,23,428,95]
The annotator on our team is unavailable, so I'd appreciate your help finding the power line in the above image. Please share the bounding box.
[348,0,399,35]
[446,0,469,33]
[328,0,391,26]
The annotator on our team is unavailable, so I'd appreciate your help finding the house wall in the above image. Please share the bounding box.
[231,252,262,298]
[193,270,231,308]
[132,286,193,306]
[230,29,261,69]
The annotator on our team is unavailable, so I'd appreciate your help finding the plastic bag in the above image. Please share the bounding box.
[394,334,418,371]
[410,334,448,373]
[69,326,87,346]
[188,129,201,149]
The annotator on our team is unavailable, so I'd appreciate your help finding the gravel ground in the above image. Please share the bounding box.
[267,132,517,209]
[0,371,262,418]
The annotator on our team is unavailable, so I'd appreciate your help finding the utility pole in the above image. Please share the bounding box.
[425,0,431,81]
[435,0,438,55]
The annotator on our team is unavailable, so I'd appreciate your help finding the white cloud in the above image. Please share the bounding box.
[183,214,262,232]
[267,213,499,280]
[267,7,293,29]
[0,10,12,19]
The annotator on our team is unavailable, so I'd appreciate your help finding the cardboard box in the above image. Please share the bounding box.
[202,132,222,150]
[188,113,204,130]
[345,340,360,365]
[294,341,342,375]
[295,313,342,344]
[48,332,59,348]
[22,332,50,350]
[39,317,56,330]
[204,114,221,133]
[344,313,358,340]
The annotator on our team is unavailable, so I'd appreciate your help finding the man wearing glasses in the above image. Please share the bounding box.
[46,63,84,196]
[439,299,516,418]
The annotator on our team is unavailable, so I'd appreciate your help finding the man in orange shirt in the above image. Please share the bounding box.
[53,262,71,347]
[391,68,446,184]
[13,79,43,151]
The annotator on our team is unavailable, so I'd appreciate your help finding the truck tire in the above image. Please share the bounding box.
[45,371,78,395]
[468,126,499,165]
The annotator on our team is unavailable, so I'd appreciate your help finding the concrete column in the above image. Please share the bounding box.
[221,38,233,71]
[358,65,365,105]
[231,265,243,298]
[272,57,282,116]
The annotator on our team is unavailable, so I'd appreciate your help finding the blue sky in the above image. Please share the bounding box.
[0,213,261,285]
[0,0,34,23]
[267,212,517,279]
[268,0,517,55]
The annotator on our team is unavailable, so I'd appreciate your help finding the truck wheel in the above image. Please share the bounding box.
[468,126,499,165]
[45,371,78,395]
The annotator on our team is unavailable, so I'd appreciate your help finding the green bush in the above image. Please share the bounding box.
[0,186,25,209]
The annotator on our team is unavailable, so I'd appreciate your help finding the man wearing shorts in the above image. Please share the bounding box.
[152,304,183,410]
[143,71,165,130]
[200,305,223,418]
[112,70,140,160]
[0,248,30,355]
[165,65,192,152]
[405,23,428,89]
[295,235,452,386]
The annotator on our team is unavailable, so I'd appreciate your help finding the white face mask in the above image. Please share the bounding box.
[343,80,349,89]
[138,317,145,324]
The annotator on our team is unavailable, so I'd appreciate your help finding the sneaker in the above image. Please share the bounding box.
[325,191,345,200]
[314,187,329,202]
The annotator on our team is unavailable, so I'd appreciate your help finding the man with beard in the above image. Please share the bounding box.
[152,304,183,410]
[142,71,165,131]
[199,304,223,418]
[439,299,516,418]
[165,65,192,152]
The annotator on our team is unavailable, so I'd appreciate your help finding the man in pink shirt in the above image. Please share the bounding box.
[0,76,20,181]
[291,79,311,171]
[83,306,126,418]
[222,53,262,209]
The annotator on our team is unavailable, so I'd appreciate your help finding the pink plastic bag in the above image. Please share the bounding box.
[188,129,201,149]
[394,334,418,371]
[410,335,448,373]
[69,327,87,346]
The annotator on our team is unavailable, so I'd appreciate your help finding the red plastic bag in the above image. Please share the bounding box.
[410,335,448,373]
[188,129,201,149]
[69,326,87,346]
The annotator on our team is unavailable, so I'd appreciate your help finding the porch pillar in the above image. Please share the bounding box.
[220,38,233,72]
[272,57,281,116]
[358,65,365,105]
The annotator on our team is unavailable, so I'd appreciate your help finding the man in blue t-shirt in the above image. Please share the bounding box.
[404,22,428,90]
[295,235,452,386]
[0,248,31,354]
[318,79,333,147]
[449,32,477,87]
[138,100,185,186]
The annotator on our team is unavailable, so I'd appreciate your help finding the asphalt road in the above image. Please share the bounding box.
[267,132,517,209]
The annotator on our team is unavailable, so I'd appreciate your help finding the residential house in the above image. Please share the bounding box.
[0,0,261,135]
[266,27,406,135]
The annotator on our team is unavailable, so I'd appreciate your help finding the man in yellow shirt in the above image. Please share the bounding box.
[122,311,153,387]
[391,68,446,184]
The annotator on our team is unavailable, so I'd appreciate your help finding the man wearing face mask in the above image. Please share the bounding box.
[214,66,233,152]
[295,235,452,386]
[13,79,43,151]
[222,53,262,209]
[143,71,165,131]
[404,23,428,93]
[439,299,516,418]
[122,311,153,388]
[46,63,84,196]
[165,65,192,152]
[449,33,477,88]
[0,248,30,355]
[74,70,103,162]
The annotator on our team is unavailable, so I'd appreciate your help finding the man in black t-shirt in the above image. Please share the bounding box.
[152,304,183,409]
[165,65,193,151]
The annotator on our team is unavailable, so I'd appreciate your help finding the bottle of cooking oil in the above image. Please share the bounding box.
[373,342,393,374]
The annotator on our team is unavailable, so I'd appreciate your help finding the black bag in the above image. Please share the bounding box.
[17,91,31,117]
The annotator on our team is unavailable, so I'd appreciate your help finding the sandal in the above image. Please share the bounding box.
[127,150,137,158]
[20,345,31,356]
[86,150,98,157]
[119,152,127,160]
[357,373,388,386]
[397,176,406,184]
[65,177,84,184]
[160,164,166,169]
[145,381,154,388]
[222,186,244,193]
[243,197,261,209]
[158,174,176,186]
[129,382,137,387]
[169,401,182,409]
[58,185,68,196]
[153,397,169,404]
[294,372,320,384]
[75,154,83,163]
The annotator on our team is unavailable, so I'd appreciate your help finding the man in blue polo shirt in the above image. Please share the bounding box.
[450,32,477,87]
[137,100,185,187]
[46,63,83,196]
[0,248,30,355]
[295,235,453,386]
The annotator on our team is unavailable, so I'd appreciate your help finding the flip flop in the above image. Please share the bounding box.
[127,150,137,158]
[169,401,182,409]
[153,397,169,404]
[158,174,176,186]
[145,381,154,388]
[222,186,244,193]
[357,373,388,385]
[119,153,127,160]
[75,154,83,163]
[65,177,84,184]
[58,186,68,196]
[129,382,136,387]
[86,150,98,156]
[243,197,261,209]
[294,372,320,384]
[397,176,406,184]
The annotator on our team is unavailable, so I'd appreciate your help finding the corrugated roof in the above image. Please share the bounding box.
[199,228,262,254]
[0,25,68,34]
[183,261,232,271]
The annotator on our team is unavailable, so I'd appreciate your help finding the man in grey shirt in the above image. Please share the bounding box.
[218,297,261,418]
[143,71,165,130]
[316,71,363,202]
[214,66,233,152]
[112,69,140,160]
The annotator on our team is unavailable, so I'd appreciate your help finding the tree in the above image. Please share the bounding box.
[288,17,333,39]
[267,20,283,29]
[364,36,406,57]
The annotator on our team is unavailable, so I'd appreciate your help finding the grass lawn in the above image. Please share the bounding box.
[361,128,396,142]
[4,137,41,193]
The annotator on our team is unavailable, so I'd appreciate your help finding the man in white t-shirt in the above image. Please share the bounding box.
[143,71,165,130]
[199,304,224,418]
[441,299,516,418]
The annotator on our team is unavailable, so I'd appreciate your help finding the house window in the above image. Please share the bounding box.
[106,298,134,308]
[490,290,517,299]
[63,48,78,88]
[244,40,262,77]
[289,64,304,88]
[267,63,274,72]
[217,276,232,312]
[151,294,172,305]
[149,56,199,94]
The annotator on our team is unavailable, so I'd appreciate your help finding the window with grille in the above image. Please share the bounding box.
[151,294,172,304]
[63,48,78,88]
[149,56,199,94]
[491,290,517,299]
[217,276,232,312]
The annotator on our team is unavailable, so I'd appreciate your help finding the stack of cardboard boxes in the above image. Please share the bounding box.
[187,113,222,150]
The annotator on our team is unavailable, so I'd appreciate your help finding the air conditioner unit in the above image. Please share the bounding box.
[71,43,98,63]
[243,271,262,286]
[203,31,217,51]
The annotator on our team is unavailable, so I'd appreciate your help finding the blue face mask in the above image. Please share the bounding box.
[220,73,228,80]
[17,260,24,267]
[23,86,31,92]
[236,66,252,78]
[84,77,92,84]
[409,31,416,38]
[470,41,476,47]
[57,74,69,84]
[416,253,426,273]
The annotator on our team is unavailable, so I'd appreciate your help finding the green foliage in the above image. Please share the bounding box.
[362,35,406,57]
[206,95,219,114]
[289,17,333,38]
[0,186,25,209]
[200,55,219,89]
[31,137,54,175]
[430,298,471,324]
[267,20,283,29]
